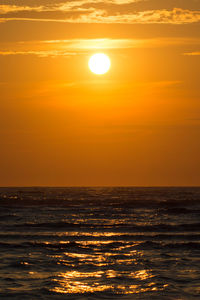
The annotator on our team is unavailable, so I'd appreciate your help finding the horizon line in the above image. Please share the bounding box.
[0,185,200,188]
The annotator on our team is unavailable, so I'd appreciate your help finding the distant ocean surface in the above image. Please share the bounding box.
[0,187,200,300]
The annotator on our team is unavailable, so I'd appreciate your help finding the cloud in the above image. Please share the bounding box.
[0,2,200,24]
[183,51,200,56]
[0,37,199,57]
[44,38,137,49]
[0,1,141,14]
[70,7,200,24]
[0,50,77,57]
[43,37,200,48]
[0,5,44,14]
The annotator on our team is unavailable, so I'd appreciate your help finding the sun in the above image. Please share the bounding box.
[89,53,111,75]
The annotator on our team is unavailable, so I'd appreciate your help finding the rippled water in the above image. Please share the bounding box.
[0,187,200,299]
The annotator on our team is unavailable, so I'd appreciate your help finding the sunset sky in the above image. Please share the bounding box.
[0,0,200,186]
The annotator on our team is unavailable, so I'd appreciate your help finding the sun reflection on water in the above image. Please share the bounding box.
[50,268,168,295]
[49,239,169,295]
[130,269,155,280]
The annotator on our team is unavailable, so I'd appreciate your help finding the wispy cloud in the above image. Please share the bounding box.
[0,37,199,57]
[71,8,200,24]
[0,1,141,14]
[43,37,200,48]
[0,2,200,25]
[183,51,200,56]
[44,38,137,49]
[0,5,41,14]
[0,50,77,57]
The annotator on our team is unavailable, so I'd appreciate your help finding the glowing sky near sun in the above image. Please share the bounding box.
[0,0,200,186]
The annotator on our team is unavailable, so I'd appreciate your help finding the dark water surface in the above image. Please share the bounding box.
[0,187,200,299]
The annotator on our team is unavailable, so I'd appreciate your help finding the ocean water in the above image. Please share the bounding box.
[0,187,200,300]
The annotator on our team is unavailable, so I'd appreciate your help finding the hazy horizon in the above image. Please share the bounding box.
[1,185,200,188]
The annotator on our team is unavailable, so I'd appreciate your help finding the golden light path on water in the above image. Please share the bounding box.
[49,241,169,295]
[51,268,168,294]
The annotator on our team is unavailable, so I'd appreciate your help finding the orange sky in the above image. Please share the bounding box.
[0,0,200,186]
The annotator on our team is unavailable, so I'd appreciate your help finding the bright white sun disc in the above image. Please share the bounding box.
[89,53,111,75]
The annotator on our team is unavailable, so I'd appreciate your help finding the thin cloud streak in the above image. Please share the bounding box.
[0,39,133,57]
[0,5,200,24]
[43,37,200,48]
[0,1,142,14]
[183,51,200,56]
[0,37,199,57]
[72,8,200,24]
[0,50,77,57]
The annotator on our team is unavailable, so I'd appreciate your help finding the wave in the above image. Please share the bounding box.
[11,221,200,233]
[1,240,200,251]
[0,232,200,242]
[160,207,200,214]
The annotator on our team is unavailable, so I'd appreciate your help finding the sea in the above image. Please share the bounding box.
[0,187,200,300]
